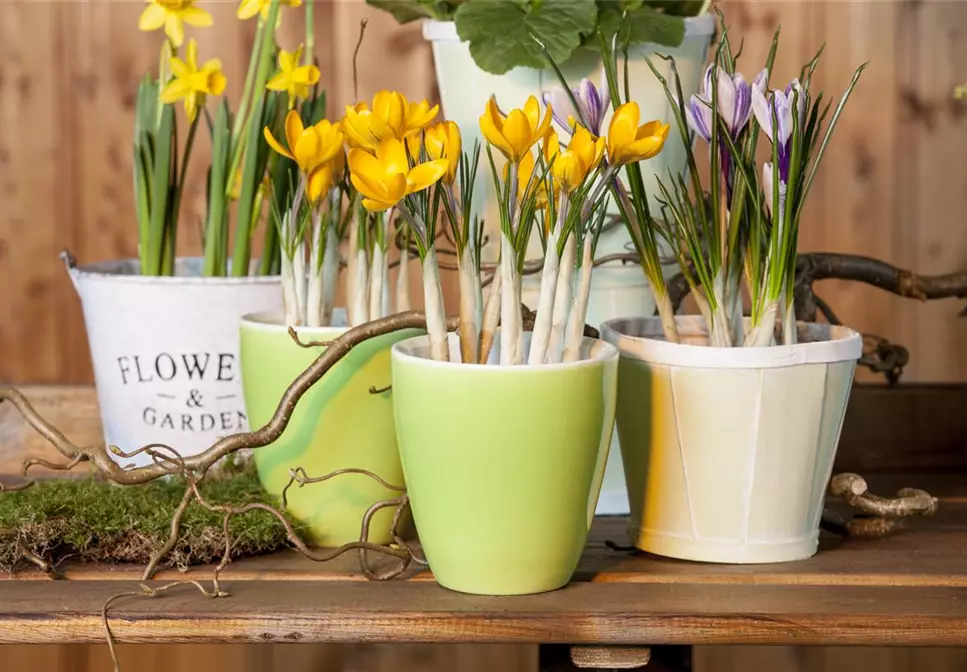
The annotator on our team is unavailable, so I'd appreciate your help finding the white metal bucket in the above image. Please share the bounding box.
[423,16,715,260]
[601,316,862,563]
[66,256,282,468]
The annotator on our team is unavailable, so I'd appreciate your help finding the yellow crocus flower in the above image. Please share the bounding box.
[348,138,448,212]
[264,109,344,174]
[606,102,670,167]
[507,149,547,207]
[569,126,606,174]
[405,99,440,136]
[423,121,461,184]
[307,161,334,204]
[331,146,347,184]
[139,0,212,48]
[343,91,407,150]
[160,39,227,123]
[266,45,321,109]
[480,95,552,164]
[237,0,302,21]
[544,126,605,193]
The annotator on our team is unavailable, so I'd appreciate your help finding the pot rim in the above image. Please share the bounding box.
[392,332,618,371]
[240,310,350,335]
[600,315,862,369]
[422,14,716,42]
[68,257,281,286]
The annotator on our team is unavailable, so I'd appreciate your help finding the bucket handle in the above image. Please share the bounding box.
[61,249,80,291]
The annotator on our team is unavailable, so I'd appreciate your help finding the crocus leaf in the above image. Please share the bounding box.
[365,0,463,23]
[596,4,686,50]
[455,0,597,75]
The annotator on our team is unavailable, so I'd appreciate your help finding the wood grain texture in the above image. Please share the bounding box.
[0,506,965,646]
[1,579,966,647]
[1,1,966,386]
[4,383,965,480]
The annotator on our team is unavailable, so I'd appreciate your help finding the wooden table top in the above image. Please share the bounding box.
[2,503,965,647]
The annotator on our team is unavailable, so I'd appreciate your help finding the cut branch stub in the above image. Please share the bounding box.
[827,472,938,539]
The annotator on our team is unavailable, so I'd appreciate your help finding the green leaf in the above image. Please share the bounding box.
[144,105,175,276]
[455,0,597,75]
[204,100,231,277]
[640,0,709,17]
[365,0,463,23]
[231,94,274,277]
[596,4,686,50]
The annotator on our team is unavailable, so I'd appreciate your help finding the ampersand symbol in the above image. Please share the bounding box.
[186,389,204,408]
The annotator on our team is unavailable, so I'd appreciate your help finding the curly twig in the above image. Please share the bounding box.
[0,311,453,487]
[288,326,332,349]
[103,581,227,672]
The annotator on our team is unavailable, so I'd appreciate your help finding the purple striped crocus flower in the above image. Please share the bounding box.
[752,78,807,182]
[542,76,610,137]
[686,65,767,141]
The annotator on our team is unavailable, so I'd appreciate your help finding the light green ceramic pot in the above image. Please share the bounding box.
[391,333,619,595]
[240,312,423,546]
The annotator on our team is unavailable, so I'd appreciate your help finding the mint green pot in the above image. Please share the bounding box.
[391,333,619,595]
[240,312,423,546]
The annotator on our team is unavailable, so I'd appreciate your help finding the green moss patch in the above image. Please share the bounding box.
[0,467,298,573]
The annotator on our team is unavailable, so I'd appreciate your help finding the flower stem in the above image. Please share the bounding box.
[321,224,339,326]
[656,289,681,345]
[422,247,449,362]
[369,244,386,320]
[457,246,480,364]
[528,227,560,365]
[306,209,324,327]
[305,0,315,66]
[228,0,280,199]
[478,263,502,364]
[231,18,265,151]
[396,229,411,312]
[546,235,576,363]
[499,233,522,365]
[562,234,594,363]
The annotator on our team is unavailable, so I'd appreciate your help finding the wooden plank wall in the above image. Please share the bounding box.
[1,1,966,671]
[0,0,965,387]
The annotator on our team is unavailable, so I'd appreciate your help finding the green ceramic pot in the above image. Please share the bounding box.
[240,312,423,546]
[391,333,619,595]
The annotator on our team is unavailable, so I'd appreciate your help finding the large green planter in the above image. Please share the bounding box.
[391,333,619,595]
[240,313,422,546]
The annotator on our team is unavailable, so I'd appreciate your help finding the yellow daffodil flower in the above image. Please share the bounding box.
[160,39,227,123]
[480,95,552,164]
[139,0,212,48]
[405,99,440,136]
[423,121,461,183]
[264,109,344,174]
[348,138,448,212]
[606,102,670,167]
[237,0,301,21]
[266,45,320,109]
[307,161,334,204]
